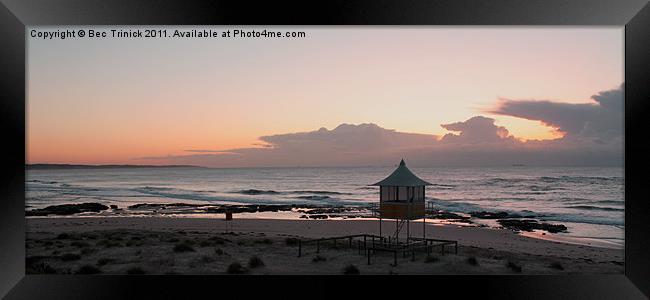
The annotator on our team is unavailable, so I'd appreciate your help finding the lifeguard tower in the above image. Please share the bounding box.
[371,159,432,243]
[293,159,457,265]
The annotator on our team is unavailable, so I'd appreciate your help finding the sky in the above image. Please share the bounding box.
[27,26,623,167]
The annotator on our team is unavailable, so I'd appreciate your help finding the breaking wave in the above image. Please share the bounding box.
[567,205,624,212]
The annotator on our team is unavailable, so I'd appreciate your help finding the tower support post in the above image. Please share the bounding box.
[423,217,426,240]
[407,219,410,240]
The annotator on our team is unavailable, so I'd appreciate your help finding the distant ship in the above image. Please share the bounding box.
[511,164,525,167]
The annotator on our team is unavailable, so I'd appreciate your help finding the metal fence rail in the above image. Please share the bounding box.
[295,233,459,266]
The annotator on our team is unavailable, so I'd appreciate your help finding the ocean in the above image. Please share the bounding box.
[26,166,624,246]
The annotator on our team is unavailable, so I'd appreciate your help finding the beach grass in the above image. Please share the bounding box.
[342,264,360,275]
[226,262,248,274]
[248,256,265,268]
[466,256,479,266]
[173,243,195,253]
[506,261,522,273]
[60,253,81,261]
[549,262,564,270]
[424,255,439,263]
[126,266,146,274]
[285,237,300,246]
[312,255,327,263]
[75,264,101,274]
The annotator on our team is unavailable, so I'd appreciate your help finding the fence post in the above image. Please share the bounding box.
[393,251,397,266]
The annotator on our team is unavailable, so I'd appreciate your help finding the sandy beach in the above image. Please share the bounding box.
[25,217,624,275]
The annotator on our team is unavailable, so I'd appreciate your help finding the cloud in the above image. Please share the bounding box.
[439,116,520,146]
[489,85,623,145]
[259,123,439,153]
[138,86,623,167]
[183,150,240,154]
[140,121,619,167]
[141,123,441,167]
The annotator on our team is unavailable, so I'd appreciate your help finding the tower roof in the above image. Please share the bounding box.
[371,159,433,186]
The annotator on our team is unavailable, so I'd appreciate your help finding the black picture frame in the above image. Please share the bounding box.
[1,0,649,298]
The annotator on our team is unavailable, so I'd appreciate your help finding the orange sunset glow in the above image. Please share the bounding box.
[27,27,622,166]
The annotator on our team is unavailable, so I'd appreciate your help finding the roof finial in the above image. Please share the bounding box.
[400,158,405,167]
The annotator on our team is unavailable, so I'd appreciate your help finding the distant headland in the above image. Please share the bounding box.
[26,164,204,170]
